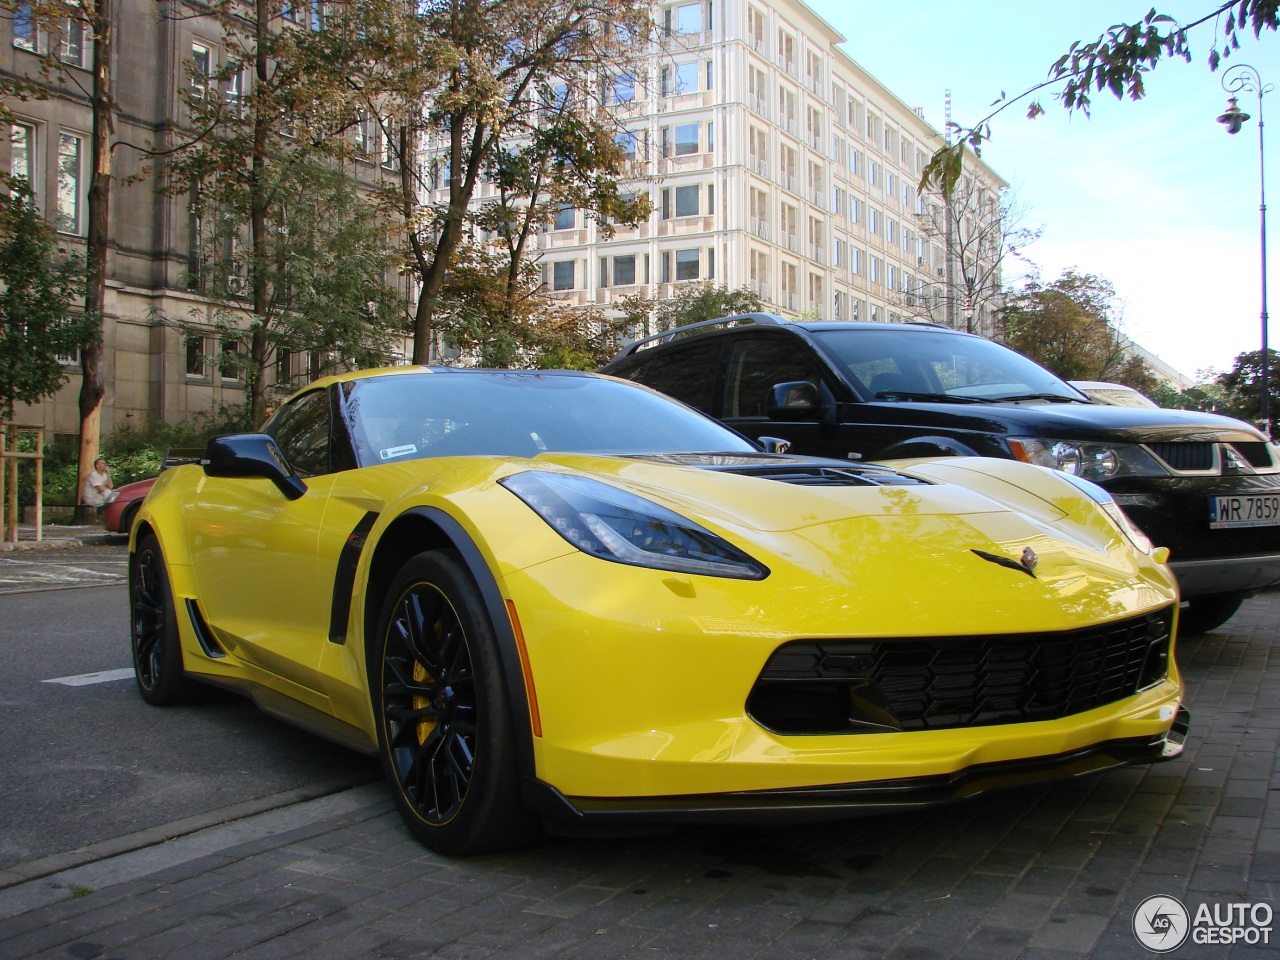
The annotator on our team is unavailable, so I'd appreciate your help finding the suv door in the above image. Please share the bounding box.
[718,335,846,458]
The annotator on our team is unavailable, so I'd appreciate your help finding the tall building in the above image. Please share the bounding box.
[2,0,401,443]
[3,0,1006,446]
[528,0,1009,335]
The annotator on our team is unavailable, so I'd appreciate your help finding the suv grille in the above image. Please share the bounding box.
[1147,442,1214,472]
[746,608,1173,735]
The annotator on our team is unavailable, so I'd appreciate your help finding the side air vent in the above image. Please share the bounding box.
[185,599,227,658]
[1230,441,1276,469]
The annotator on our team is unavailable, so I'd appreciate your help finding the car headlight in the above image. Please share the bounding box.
[1007,437,1168,482]
[500,471,769,580]
[1055,471,1156,555]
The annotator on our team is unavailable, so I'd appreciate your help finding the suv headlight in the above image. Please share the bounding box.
[1007,437,1168,482]
[501,471,769,580]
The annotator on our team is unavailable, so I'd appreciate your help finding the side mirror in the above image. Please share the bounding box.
[767,381,823,420]
[202,434,307,501]
[758,436,792,454]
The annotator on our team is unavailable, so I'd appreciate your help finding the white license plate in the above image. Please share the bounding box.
[1209,494,1280,528]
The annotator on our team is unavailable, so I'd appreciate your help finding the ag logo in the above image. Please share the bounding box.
[1133,895,1190,952]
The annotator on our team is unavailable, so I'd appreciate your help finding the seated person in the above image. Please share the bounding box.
[83,457,120,507]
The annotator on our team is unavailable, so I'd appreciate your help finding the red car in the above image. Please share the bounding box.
[100,449,203,534]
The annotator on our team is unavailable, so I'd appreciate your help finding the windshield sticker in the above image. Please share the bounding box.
[379,444,418,460]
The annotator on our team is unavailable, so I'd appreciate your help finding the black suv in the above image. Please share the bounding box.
[602,313,1280,633]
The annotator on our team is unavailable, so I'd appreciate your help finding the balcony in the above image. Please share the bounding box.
[748,279,771,299]
[749,155,769,178]
[808,244,826,266]
[778,172,796,193]
[749,95,769,119]
[595,284,646,304]
[750,218,771,241]
[782,233,799,253]
[659,215,715,236]
[660,154,715,173]
[548,289,589,305]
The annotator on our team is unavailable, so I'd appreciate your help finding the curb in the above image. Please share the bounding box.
[0,533,127,552]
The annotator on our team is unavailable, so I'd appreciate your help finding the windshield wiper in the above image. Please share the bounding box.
[994,393,1086,403]
[873,391,985,404]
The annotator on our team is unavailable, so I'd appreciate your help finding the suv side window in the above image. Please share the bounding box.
[628,342,721,414]
[724,337,826,417]
[266,389,331,477]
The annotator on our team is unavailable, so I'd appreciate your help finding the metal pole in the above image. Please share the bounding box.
[1257,87,1271,438]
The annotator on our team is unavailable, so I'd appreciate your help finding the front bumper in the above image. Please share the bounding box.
[1170,552,1280,597]
[526,706,1190,825]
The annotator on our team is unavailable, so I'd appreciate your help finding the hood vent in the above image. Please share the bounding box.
[626,453,926,487]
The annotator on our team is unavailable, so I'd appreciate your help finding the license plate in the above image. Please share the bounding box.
[1209,494,1280,528]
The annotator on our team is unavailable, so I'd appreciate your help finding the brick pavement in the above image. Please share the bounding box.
[0,592,1276,960]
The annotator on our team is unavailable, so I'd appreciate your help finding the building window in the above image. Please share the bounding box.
[224,60,244,116]
[191,42,212,99]
[870,257,880,284]
[552,260,574,291]
[616,130,636,159]
[675,248,700,281]
[10,122,35,190]
[553,204,575,230]
[613,254,637,286]
[851,247,862,275]
[706,59,714,91]
[186,336,208,377]
[675,61,698,94]
[613,72,635,104]
[868,208,878,235]
[674,122,699,156]
[55,132,83,234]
[675,184,699,217]
[674,2,702,34]
[12,2,40,51]
[220,339,242,381]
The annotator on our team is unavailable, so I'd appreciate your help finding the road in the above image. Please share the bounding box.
[0,544,379,871]
[0,544,1276,958]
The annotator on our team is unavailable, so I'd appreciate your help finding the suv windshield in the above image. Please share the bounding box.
[811,328,1086,403]
[345,372,756,466]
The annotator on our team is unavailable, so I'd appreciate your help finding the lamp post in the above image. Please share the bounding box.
[1218,64,1273,439]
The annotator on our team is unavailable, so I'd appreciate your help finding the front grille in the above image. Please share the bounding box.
[1147,442,1214,472]
[1231,441,1276,468]
[747,608,1173,735]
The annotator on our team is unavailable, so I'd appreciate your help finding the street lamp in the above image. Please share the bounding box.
[1219,64,1273,439]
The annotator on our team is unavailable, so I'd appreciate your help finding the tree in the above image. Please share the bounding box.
[620,284,766,340]
[921,3,1280,194]
[1217,348,1280,431]
[164,0,401,425]
[0,181,92,419]
[998,270,1160,390]
[0,0,117,520]
[902,180,1040,335]
[372,0,654,363]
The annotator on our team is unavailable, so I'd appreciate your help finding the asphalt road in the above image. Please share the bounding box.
[0,544,380,871]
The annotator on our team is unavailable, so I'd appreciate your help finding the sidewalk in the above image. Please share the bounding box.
[0,523,126,552]
[0,592,1276,959]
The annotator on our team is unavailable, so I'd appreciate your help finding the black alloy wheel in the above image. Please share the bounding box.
[130,533,200,705]
[374,551,537,855]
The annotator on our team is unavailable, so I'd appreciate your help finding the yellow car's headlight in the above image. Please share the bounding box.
[1055,471,1156,555]
[501,471,769,580]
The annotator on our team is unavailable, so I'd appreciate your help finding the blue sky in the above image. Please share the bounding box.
[805,0,1280,380]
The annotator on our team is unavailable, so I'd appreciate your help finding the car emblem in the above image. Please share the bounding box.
[972,548,1038,579]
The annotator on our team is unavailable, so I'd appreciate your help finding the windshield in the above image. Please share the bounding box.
[344,372,756,467]
[811,328,1085,403]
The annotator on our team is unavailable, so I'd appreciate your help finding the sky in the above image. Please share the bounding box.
[803,0,1280,381]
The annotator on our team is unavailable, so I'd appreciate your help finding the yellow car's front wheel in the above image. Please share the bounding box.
[373,550,538,855]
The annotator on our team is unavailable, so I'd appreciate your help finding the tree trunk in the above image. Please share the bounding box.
[74,0,113,525]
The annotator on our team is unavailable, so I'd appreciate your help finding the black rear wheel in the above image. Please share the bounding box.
[130,533,202,705]
[1179,593,1245,635]
[373,551,538,855]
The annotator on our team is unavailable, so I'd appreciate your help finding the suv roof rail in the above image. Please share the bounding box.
[609,312,788,362]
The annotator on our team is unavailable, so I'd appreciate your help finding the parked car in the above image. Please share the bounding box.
[602,314,1280,634]
[101,449,204,534]
[1069,380,1160,409]
[131,367,1185,854]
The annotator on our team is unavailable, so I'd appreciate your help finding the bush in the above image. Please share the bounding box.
[12,403,251,507]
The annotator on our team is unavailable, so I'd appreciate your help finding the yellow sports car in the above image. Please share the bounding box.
[130,367,1187,854]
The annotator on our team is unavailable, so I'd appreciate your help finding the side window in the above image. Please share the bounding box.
[724,337,825,418]
[629,342,721,414]
[266,389,331,477]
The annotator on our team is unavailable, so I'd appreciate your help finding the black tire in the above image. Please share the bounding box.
[130,533,202,705]
[1179,593,1246,635]
[373,551,538,855]
[118,501,141,535]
